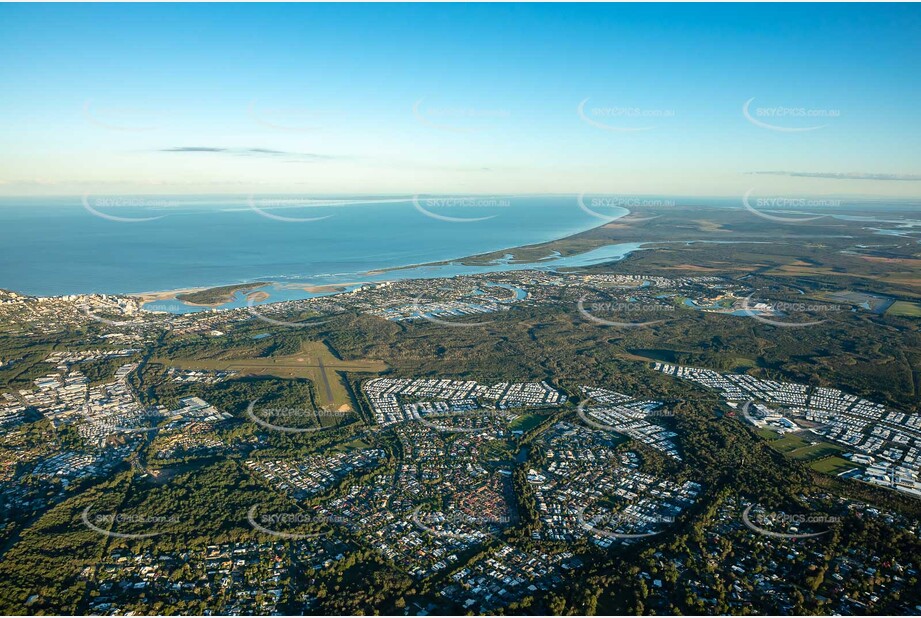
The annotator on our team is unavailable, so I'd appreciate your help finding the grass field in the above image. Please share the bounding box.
[330,437,372,453]
[767,434,811,453]
[756,428,782,441]
[887,300,921,317]
[508,413,548,433]
[810,456,859,475]
[787,442,845,460]
[163,341,388,412]
[759,431,854,477]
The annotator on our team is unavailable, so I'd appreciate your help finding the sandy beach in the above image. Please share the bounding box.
[130,280,374,309]
[131,287,211,303]
[276,281,371,294]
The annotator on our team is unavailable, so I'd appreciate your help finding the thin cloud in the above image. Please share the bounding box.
[161,146,227,153]
[159,147,341,161]
[751,171,921,181]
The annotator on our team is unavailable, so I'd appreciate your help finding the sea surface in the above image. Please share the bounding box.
[0,195,631,302]
[1,195,916,313]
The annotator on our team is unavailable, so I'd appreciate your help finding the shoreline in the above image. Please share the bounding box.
[129,280,377,308]
[128,212,632,308]
[3,208,643,305]
[276,281,369,294]
[368,212,644,274]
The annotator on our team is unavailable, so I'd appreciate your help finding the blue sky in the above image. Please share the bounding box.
[1,3,919,198]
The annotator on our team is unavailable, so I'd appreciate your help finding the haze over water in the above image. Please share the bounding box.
[0,196,628,297]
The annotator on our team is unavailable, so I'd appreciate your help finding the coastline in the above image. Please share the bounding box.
[0,197,637,301]
[129,280,374,309]
[1,208,640,308]
[276,281,368,294]
[371,209,675,274]
[128,212,631,309]
[133,287,213,303]
[369,214,635,274]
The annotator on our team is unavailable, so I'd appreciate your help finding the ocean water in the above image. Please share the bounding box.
[0,195,630,298]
